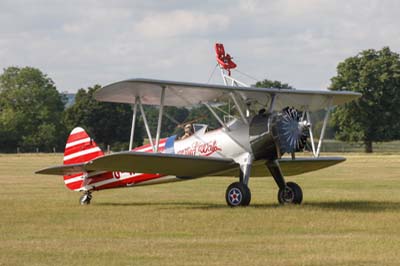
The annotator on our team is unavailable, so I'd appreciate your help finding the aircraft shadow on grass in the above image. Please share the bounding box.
[302,200,400,212]
[97,200,400,212]
[97,202,228,209]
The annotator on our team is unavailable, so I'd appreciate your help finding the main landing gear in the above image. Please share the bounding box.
[79,191,92,205]
[266,160,303,204]
[225,159,303,207]
[225,160,252,207]
[225,182,251,207]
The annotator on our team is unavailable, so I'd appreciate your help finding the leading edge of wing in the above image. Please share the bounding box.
[86,151,237,178]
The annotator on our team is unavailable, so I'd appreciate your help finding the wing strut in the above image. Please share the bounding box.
[305,110,317,156]
[268,94,276,114]
[138,97,155,151]
[128,87,167,152]
[155,86,166,152]
[129,97,139,151]
[316,98,333,156]
[303,97,333,158]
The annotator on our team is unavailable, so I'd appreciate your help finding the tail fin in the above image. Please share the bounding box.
[63,127,104,190]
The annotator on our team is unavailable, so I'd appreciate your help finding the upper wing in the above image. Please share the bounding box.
[95,78,361,111]
[36,151,237,178]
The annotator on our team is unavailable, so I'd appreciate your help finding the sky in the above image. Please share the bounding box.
[0,0,399,92]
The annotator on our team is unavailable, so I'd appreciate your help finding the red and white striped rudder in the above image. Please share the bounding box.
[63,127,104,190]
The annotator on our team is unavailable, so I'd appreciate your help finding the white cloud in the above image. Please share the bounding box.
[0,0,399,92]
[134,10,230,38]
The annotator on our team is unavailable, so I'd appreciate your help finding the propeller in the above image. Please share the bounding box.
[276,107,309,154]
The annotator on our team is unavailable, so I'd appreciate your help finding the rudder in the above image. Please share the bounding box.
[63,127,104,190]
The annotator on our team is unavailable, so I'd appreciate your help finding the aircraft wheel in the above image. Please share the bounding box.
[278,182,302,204]
[79,193,92,205]
[225,182,251,207]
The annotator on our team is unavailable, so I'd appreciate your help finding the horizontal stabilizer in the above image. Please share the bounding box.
[36,163,87,175]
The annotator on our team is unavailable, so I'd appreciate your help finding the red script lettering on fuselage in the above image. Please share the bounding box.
[176,140,222,156]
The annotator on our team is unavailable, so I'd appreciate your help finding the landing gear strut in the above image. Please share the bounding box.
[79,191,92,205]
[266,160,303,204]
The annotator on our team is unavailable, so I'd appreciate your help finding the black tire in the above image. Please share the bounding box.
[241,185,251,206]
[277,182,303,204]
[225,182,251,207]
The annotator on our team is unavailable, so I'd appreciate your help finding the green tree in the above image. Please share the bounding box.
[330,47,400,152]
[64,85,143,150]
[255,79,294,89]
[0,67,66,152]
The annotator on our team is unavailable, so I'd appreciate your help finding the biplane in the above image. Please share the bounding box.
[36,43,361,206]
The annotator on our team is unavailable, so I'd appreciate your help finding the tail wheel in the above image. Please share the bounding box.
[225,182,251,207]
[79,192,92,205]
[278,182,302,204]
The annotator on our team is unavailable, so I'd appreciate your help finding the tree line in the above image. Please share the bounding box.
[1,47,400,153]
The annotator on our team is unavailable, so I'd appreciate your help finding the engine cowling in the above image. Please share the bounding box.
[249,107,309,160]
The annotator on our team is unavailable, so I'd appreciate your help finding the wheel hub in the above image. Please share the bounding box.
[282,187,294,203]
[228,188,242,205]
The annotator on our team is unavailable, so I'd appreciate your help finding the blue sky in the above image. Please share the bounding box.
[1,0,399,92]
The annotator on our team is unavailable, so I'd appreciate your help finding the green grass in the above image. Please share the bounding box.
[1,153,400,265]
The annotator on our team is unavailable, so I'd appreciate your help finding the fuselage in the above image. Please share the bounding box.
[72,120,250,192]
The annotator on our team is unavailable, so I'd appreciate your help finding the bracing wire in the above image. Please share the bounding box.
[207,64,219,84]
[232,68,259,82]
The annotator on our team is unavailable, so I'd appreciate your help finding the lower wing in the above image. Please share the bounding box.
[36,152,344,178]
[210,157,346,177]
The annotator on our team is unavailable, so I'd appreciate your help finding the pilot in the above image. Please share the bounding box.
[181,124,193,140]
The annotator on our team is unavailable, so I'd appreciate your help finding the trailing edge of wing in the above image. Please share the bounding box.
[86,152,237,178]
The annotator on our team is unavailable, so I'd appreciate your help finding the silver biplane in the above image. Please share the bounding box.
[36,43,361,206]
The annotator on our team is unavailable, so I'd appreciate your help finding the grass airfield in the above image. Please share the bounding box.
[1,153,400,266]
